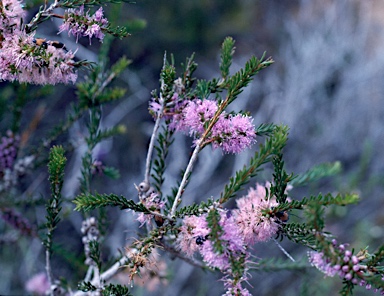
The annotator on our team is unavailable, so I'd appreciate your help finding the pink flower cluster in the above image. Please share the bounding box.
[150,94,256,154]
[59,6,108,43]
[308,239,383,293]
[0,0,78,84]
[177,182,284,295]
[234,183,280,244]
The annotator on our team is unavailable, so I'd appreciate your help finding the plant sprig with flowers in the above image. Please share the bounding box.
[73,37,384,295]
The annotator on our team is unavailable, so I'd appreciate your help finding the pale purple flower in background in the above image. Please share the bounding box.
[0,0,25,30]
[0,20,77,85]
[308,251,338,277]
[25,272,50,295]
[59,5,108,43]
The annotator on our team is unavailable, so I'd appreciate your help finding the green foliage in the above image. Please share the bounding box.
[44,146,67,251]
[194,78,222,99]
[102,284,133,296]
[76,57,130,109]
[102,166,121,179]
[255,122,276,137]
[253,257,309,272]
[339,280,354,296]
[104,25,130,39]
[279,223,317,249]
[270,153,294,204]
[77,57,129,194]
[220,37,235,80]
[151,126,174,194]
[89,240,102,269]
[160,62,177,100]
[206,208,224,254]
[291,161,342,187]
[175,199,215,218]
[304,200,325,232]
[78,281,97,292]
[73,193,151,213]
[219,125,289,204]
[181,53,198,90]
[273,192,359,214]
[226,53,274,105]
[367,245,384,268]
[47,146,67,199]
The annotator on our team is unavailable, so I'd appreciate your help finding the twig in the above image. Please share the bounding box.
[143,53,167,185]
[170,139,202,217]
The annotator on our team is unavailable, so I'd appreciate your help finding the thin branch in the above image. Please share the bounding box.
[170,139,202,217]
[144,53,167,185]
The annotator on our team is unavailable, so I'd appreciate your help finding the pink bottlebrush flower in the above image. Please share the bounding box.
[234,183,280,245]
[176,215,207,257]
[25,272,50,295]
[166,97,256,154]
[178,210,246,271]
[59,5,108,43]
[179,99,218,135]
[211,114,256,154]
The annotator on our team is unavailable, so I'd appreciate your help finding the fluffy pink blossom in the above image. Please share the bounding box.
[234,183,280,244]
[163,97,256,154]
[177,99,218,135]
[176,215,208,257]
[211,114,256,154]
[177,210,245,270]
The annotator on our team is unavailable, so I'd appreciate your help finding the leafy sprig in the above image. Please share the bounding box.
[207,208,224,254]
[270,153,294,204]
[220,37,235,80]
[151,126,174,195]
[45,146,67,250]
[73,193,151,213]
[291,161,342,187]
[219,125,289,204]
